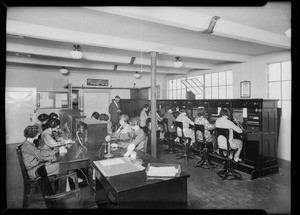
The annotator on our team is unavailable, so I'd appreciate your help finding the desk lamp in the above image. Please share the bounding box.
[104,135,114,158]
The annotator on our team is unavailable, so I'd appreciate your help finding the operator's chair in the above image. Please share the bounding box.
[35,164,85,209]
[215,128,242,180]
[162,118,177,154]
[174,121,195,160]
[194,124,217,170]
[16,145,45,208]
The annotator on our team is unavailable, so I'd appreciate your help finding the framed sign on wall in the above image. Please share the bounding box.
[87,79,109,86]
[240,81,251,98]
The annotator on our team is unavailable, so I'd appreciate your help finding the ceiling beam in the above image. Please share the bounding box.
[7,43,215,70]
[85,7,290,49]
[6,55,188,74]
[7,20,250,62]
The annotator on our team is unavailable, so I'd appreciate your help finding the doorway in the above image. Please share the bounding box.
[5,87,37,144]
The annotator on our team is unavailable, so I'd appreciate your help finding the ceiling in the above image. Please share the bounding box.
[6,3,291,76]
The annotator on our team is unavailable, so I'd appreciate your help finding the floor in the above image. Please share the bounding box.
[5,142,291,213]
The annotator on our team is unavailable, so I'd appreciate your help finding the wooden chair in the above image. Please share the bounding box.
[161,118,177,154]
[16,145,45,208]
[174,121,195,160]
[215,128,242,180]
[35,164,84,209]
[194,124,217,170]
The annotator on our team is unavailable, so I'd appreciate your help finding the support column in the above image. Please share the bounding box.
[150,51,157,158]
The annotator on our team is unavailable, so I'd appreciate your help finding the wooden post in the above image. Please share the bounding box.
[150,51,157,158]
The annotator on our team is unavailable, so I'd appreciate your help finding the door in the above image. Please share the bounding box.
[83,91,110,119]
[5,87,37,144]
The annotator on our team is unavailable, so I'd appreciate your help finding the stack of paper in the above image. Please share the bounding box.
[146,166,178,177]
[93,157,143,177]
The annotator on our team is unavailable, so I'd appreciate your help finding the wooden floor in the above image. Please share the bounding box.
[5,142,291,213]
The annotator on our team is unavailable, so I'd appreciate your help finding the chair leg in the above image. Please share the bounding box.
[195,148,217,170]
[23,183,32,208]
[217,159,242,180]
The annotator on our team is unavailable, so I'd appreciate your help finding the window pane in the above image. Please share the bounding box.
[212,86,218,99]
[268,63,281,81]
[197,76,204,85]
[269,82,281,99]
[282,81,291,100]
[226,70,233,85]
[205,74,211,87]
[212,73,218,86]
[205,87,211,99]
[177,90,181,99]
[195,93,203,99]
[282,61,291,81]
[172,80,176,90]
[168,90,171,99]
[181,89,186,99]
[219,72,226,85]
[219,86,226,98]
[282,101,291,119]
[227,86,233,98]
[176,79,181,89]
[168,80,172,90]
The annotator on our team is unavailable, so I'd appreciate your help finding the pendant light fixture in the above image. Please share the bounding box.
[174,56,183,68]
[59,67,69,75]
[70,45,83,59]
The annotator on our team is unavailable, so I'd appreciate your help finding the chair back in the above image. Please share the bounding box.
[215,128,235,159]
[16,145,34,183]
[36,165,55,199]
[161,118,169,133]
[194,124,206,144]
[175,121,185,138]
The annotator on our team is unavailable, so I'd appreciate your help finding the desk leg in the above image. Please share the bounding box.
[95,177,109,208]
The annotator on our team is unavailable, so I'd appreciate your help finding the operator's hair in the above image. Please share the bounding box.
[44,118,60,129]
[24,125,39,138]
[219,108,231,118]
[37,113,49,123]
[129,116,140,126]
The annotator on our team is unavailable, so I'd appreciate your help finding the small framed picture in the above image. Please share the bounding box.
[240,81,251,98]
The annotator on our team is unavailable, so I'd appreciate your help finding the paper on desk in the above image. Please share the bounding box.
[99,157,125,166]
[147,166,178,177]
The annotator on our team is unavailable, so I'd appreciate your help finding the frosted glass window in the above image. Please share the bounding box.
[205,87,211,99]
[205,74,212,86]
[197,76,204,85]
[212,87,218,98]
[281,101,291,119]
[268,63,281,81]
[168,90,172,99]
[168,80,172,90]
[212,73,218,86]
[219,72,226,85]
[227,86,233,98]
[269,82,281,99]
[219,86,226,98]
[177,90,181,99]
[181,90,186,99]
[226,71,233,85]
[282,61,291,81]
[282,81,291,100]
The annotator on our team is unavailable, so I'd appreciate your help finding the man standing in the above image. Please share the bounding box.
[109,95,121,132]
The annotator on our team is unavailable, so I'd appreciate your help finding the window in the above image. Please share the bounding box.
[204,70,233,99]
[268,61,291,119]
[167,70,233,99]
[168,78,186,99]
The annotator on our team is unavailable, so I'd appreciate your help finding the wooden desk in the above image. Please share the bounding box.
[93,149,190,209]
